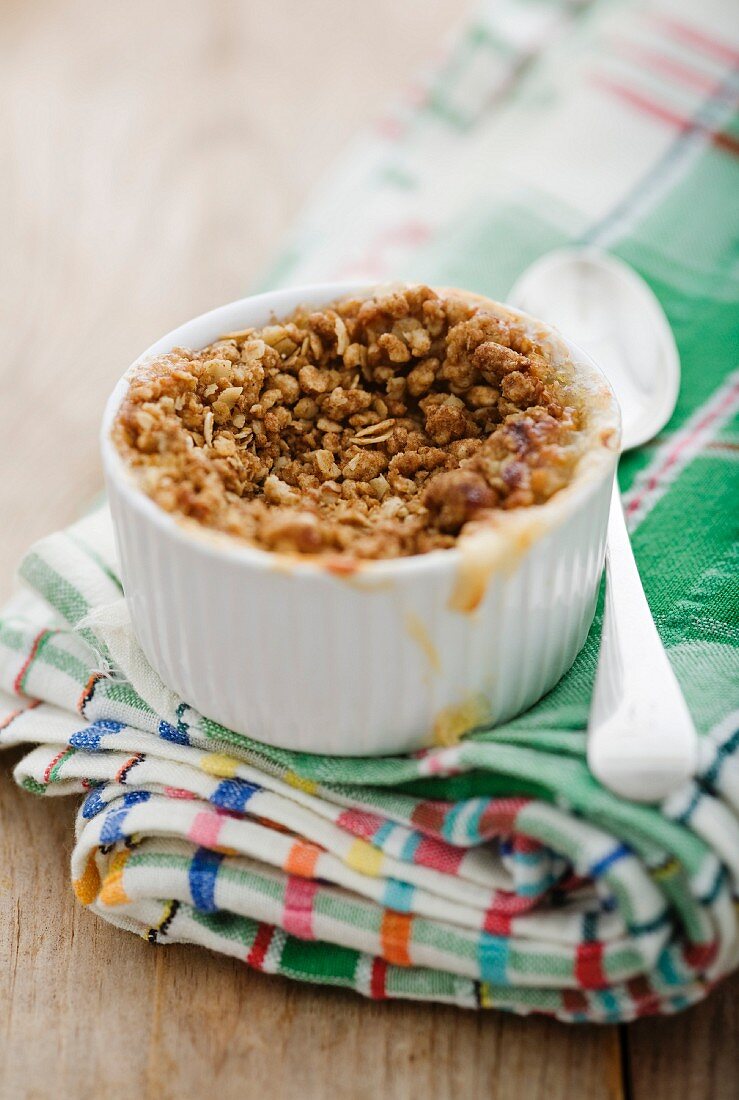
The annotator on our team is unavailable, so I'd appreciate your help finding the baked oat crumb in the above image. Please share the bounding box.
[113,285,587,559]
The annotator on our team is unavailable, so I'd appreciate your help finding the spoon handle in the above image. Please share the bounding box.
[587,478,698,802]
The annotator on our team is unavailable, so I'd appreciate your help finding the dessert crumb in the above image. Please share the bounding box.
[114,285,586,559]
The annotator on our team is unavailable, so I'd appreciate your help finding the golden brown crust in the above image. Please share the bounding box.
[113,285,589,559]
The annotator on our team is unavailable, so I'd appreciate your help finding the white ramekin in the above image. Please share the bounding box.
[101,283,620,756]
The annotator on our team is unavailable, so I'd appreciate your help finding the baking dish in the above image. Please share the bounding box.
[101,283,620,755]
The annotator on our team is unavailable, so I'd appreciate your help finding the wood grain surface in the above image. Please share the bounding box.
[0,3,736,1097]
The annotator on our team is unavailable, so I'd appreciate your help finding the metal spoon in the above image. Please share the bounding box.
[510,247,698,802]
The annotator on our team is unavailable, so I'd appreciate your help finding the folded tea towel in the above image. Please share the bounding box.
[1,491,737,1022]
[2,0,738,1022]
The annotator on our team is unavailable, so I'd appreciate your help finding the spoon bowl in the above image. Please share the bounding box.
[510,247,680,449]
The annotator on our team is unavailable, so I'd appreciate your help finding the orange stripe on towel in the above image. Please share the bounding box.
[73,853,101,905]
[380,910,413,967]
[13,630,51,695]
[77,672,103,716]
[284,840,322,879]
[98,849,132,907]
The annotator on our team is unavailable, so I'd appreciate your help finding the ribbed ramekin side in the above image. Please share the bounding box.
[108,482,444,755]
[471,469,613,728]
[106,465,614,757]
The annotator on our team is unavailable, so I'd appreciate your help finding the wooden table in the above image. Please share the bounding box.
[0,2,736,1096]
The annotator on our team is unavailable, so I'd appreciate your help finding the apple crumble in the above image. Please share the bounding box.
[113,286,589,559]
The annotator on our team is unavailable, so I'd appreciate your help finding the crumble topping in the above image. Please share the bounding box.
[113,285,588,559]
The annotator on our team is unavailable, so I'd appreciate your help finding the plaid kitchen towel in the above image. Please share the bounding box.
[2,0,738,1022]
